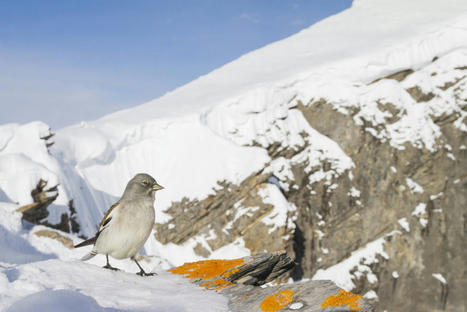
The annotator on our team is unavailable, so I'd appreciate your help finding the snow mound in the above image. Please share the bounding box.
[0,202,229,311]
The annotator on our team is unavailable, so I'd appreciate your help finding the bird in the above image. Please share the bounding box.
[74,173,164,276]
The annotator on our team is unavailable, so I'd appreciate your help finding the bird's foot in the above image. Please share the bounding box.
[103,264,120,271]
[137,270,157,277]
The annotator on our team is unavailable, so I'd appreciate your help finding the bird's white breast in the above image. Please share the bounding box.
[95,199,155,259]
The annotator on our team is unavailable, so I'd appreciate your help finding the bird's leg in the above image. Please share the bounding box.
[133,257,156,276]
[103,255,119,271]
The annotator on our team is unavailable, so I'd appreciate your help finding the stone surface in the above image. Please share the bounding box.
[34,229,74,248]
[169,252,373,312]
[21,179,80,234]
[154,174,295,259]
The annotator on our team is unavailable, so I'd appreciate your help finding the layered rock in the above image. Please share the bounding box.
[169,252,374,312]
[155,52,466,311]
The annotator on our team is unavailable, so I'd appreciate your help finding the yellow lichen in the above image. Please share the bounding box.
[321,289,363,311]
[168,259,244,280]
[260,289,295,312]
[222,267,239,278]
[168,259,244,291]
[201,278,233,291]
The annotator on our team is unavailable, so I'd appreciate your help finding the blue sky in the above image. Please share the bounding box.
[0,0,351,129]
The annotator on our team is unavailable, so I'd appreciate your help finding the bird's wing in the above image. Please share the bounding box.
[98,201,119,232]
[73,202,119,249]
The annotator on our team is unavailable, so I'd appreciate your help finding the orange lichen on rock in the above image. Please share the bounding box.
[260,289,295,312]
[168,259,244,280]
[201,279,233,291]
[168,259,244,291]
[321,289,363,311]
[222,267,239,278]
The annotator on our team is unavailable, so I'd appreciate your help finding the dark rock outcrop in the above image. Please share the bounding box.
[20,179,80,234]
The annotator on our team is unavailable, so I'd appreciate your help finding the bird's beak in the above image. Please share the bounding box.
[152,183,164,191]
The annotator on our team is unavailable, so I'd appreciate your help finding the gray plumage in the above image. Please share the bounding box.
[74,173,163,276]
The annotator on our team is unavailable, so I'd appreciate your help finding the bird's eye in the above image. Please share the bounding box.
[143,181,148,185]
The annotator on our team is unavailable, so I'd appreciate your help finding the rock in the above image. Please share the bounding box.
[168,252,374,312]
[21,179,80,234]
[154,174,294,260]
[34,229,74,248]
[40,128,55,149]
[22,179,58,225]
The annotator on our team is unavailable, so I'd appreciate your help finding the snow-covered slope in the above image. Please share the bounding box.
[48,0,466,239]
[102,0,467,123]
[1,0,466,309]
[0,202,228,311]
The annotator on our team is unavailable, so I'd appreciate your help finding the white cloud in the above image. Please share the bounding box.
[239,13,260,24]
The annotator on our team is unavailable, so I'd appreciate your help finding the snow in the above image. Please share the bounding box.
[392,271,399,279]
[430,192,444,200]
[432,273,447,284]
[1,0,467,309]
[412,203,427,217]
[412,203,429,227]
[315,230,325,239]
[289,302,304,310]
[406,178,424,194]
[0,203,229,312]
[363,290,378,300]
[312,235,390,291]
[99,0,467,125]
[398,218,410,232]
[1,261,229,312]
[257,183,296,234]
[419,218,429,228]
[348,187,361,198]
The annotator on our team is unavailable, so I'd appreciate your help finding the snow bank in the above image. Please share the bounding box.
[0,202,229,311]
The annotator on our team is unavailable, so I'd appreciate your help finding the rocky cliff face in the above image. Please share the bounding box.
[154,52,466,311]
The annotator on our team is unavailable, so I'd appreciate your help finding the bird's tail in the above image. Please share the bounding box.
[73,236,97,249]
[73,236,98,261]
[81,250,97,261]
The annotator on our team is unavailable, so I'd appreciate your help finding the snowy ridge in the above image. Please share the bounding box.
[100,0,467,123]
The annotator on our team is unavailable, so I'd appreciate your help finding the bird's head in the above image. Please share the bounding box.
[122,173,164,201]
